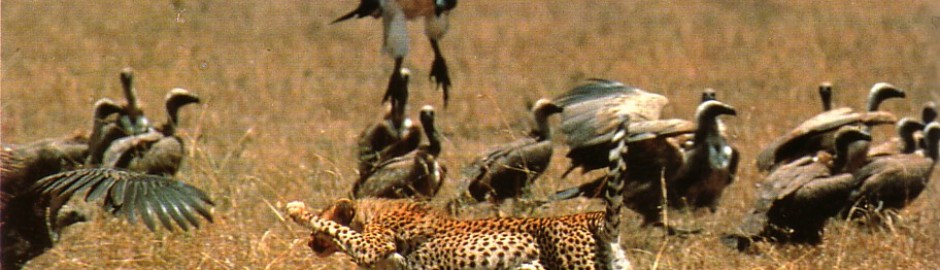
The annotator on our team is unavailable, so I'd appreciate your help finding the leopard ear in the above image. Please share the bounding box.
[332,198,356,225]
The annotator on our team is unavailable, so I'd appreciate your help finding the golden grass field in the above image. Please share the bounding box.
[3,0,940,269]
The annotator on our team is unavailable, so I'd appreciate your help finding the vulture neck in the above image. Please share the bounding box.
[123,86,143,122]
[532,111,553,141]
[163,104,181,136]
[865,93,880,112]
[422,118,441,157]
[693,111,721,146]
[899,125,920,154]
[927,128,939,162]
[833,140,869,174]
[819,88,832,111]
[391,101,407,132]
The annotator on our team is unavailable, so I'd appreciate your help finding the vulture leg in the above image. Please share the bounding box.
[384,58,407,109]
[428,39,451,105]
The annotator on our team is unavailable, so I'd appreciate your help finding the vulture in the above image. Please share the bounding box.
[552,79,672,177]
[1,92,125,269]
[0,91,208,269]
[551,99,735,231]
[88,68,157,167]
[864,82,907,112]
[674,88,726,150]
[722,126,872,250]
[552,80,728,232]
[333,0,458,106]
[867,118,926,158]
[102,88,201,176]
[352,105,445,199]
[668,99,739,211]
[85,98,127,166]
[844,122,940,221]
[0,167,215,270]
[1,134,89,203]
[451,99,563,207]
[755,83,903,173]
[357,69,422,177]
[1,133,91,270]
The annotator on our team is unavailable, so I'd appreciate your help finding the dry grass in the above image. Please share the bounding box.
[3,0,940,269]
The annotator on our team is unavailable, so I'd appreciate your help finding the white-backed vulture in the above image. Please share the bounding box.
[333,0,458,106]
[722,126,872,250]
[755,83,903,173]
[0,98,124,269]
[452,99,563,207]
[352,105,445,199]
[867,118,925,158]
[669,100,739,211]
[102,88,201,176]
[357,69,422,177]
[552,100,736,233]
[85,98,126,166]
[1,134,90,270]
[552,79,671,176]
[1,166,215,269]
[844,122,940,220]
[864,82,907,112]
[1,133,89,203]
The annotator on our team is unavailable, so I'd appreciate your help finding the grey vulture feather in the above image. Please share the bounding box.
[353,105,445,199]
[32,167,215,233]
[722,127,872,251]
[553,79,673,177]
[2,133,89,198]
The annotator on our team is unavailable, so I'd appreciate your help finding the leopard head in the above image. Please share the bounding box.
[308,198,358,257]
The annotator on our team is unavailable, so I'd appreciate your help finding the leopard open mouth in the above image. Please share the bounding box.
[308,232,340,257]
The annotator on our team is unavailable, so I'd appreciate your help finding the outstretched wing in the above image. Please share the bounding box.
[554,80,671,174]
[756,109,896,172]
[32,168,214,232]
[555,79,669,149]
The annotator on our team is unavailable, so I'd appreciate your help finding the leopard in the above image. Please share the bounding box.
[285,118,634,270]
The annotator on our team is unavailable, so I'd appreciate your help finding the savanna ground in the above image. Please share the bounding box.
[3,1,940,269]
